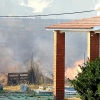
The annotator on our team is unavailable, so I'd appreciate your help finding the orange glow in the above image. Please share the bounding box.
[65,59,84,80]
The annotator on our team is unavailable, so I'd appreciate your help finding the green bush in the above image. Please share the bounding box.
[69,57,100,100]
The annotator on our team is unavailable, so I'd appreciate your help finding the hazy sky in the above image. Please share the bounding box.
[0,0,100,19]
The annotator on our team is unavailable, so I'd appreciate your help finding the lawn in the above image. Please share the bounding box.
[0,85,80,100]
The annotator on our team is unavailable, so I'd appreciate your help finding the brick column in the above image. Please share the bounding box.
[54,30,65,100]
[90,31,99,60]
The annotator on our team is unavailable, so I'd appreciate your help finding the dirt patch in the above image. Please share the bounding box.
[66,98,81,100]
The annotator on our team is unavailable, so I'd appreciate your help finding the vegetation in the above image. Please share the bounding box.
[28,61,43,84]
[27,58,53,85]
[70,57,100,100]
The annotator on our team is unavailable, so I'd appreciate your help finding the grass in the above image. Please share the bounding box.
[0,85,54,100]
[65,98,81,100]
[1,85,80,100]
[4,85,21,91]
[3,84,39,92]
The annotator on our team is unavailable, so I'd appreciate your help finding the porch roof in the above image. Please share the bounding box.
[46,16,100,32]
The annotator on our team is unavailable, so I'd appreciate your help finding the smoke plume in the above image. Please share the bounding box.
[65,59,84,80]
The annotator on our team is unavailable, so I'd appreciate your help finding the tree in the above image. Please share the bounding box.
[28,61,43,85]
[69,57,100,100]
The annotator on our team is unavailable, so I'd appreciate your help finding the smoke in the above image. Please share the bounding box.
[0,18,55,75]
[65,32,87,79]
[0,73,7,86]
[65,59,84,80]
[65,32,87,67]
[0,44,21,73]
[0,28,26,73]
[0,18,88,78]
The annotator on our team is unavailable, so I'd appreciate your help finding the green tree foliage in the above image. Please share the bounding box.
[70,57,100,100]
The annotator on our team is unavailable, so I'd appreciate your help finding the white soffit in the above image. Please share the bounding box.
[46,28,93,32]
[46,26,100,33]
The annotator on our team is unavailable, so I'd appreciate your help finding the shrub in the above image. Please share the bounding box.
[70,57,100,100]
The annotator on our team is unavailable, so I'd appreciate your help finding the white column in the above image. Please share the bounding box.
[99,33,100,56]
[87,32,90,59]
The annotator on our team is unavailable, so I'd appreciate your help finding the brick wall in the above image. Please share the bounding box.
[54,30,65,100]
[90,31,99,60]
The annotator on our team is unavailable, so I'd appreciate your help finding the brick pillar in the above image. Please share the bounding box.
[54,30,65,100]
[90,31,99,60]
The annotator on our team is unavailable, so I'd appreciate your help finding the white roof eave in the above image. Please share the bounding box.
[46,26,100,33]
[46,28,93,33]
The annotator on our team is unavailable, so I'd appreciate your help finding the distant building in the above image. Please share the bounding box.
[7,73,28,85]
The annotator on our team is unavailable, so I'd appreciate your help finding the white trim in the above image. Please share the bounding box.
[46,28,93,32]
[87,32,90,58]
[94,31,100,33]
[46,25,100,33]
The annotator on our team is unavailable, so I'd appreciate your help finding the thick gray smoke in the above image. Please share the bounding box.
[65,32,87,67]
[0,18,87,75]
[0,0,98,83]
[0,37,22,73]
[0,18,55,74]
[0,0,95,75]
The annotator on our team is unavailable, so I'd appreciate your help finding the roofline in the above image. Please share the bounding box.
[46,26,100,33]
[46,28,93,32]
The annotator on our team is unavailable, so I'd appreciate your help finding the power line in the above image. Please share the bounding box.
[0,10,96,17]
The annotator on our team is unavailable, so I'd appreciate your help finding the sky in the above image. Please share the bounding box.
[0,0,99,19]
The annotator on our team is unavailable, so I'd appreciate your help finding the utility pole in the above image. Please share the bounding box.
[31,52,33,84]
[84,52,85,65]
